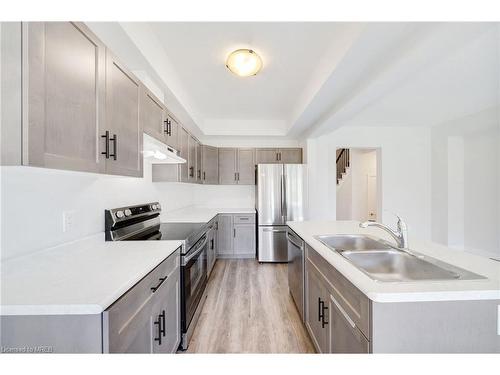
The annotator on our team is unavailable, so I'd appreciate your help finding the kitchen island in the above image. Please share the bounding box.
[287,220,500,353]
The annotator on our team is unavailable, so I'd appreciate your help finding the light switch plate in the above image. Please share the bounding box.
[63,210,76,233]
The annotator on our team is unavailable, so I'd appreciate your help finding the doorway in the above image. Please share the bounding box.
[336,148,380,222]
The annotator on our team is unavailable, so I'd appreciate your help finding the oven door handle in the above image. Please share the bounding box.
[182,235,208,266]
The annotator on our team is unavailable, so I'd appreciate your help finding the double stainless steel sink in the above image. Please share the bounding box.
[315,234,485,282]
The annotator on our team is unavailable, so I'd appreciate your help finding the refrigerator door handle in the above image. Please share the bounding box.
[282,174,287,221]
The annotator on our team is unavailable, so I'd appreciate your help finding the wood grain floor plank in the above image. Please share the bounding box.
[186,259,315,353]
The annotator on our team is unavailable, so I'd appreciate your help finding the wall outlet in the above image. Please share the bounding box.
[62,210,76,233]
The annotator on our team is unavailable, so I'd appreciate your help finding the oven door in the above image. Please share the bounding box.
[181,234,208,331]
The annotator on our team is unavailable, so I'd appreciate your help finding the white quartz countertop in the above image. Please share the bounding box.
[162,206,255,223]
[0,234,182,316]
[287,220,500,303]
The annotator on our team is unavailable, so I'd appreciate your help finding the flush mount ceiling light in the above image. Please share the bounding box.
[226,49,263,77]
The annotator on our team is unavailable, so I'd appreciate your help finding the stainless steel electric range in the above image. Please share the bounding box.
[105,202,209,350]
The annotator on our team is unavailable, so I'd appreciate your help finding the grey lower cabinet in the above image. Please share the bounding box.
[201,145,219,184]
[0,248,182,353]
[255,148,302,164]
[103,248,181,353]
[218,148,255,185]
[304,244,371,354]
[217,213,256,258]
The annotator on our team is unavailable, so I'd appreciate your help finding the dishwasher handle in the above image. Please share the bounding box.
[286,231,304,250]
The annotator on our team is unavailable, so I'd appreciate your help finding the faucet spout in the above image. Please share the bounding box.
[359,216,408,249]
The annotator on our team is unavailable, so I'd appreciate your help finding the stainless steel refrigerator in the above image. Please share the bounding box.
[256,164,307,262]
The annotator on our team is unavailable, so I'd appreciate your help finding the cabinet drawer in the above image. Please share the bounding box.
[103,248,180,352]
[233,214,255,224]
[306,246,371,339]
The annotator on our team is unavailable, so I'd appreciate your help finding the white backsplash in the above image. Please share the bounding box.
[0,162,255,261]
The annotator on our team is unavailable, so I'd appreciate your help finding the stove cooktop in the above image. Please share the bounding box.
[159,222,207,253]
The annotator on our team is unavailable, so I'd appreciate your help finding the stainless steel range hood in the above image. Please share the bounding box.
[142,133,186,164]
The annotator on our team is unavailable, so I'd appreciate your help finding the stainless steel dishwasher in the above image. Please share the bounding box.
[287,228,305,321]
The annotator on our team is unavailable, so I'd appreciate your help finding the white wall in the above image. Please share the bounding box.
[0,161,255,261]
[307,126,431,242]
[431,106,499,257]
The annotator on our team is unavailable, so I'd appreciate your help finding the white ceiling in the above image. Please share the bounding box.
[115,22,499,139]
[148,22,355,135]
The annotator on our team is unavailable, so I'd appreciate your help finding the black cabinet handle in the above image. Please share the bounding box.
[318,298,328,328]
[160,310,166,337]
[110,134,117,160]
[197,169,201,179]
[189,166,194,177]
[210,239,214,250]
[322,304,329,328]
[318,297,322,322]
[203,171,206,180]
[154,317,162,345]
[101,131,110,159]
[151,277,167,292]
[164,120,169,134]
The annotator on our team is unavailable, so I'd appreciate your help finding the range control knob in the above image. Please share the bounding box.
[115,210,125,219]
[124,209,132,217]
[156,203,161,210]
[150,204,156,210]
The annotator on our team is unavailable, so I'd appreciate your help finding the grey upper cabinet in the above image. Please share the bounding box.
[279,148,302,164]
[217,214,234,256]
[255,148,302,164]
[164,114,178,150]
[187,135,197,183]
[104,51,142,177]
[178,127,189,182]
[218,148,255,185]
[218,148,238,185]
[255,148,280,164]
[140,87,166,143]
[237,148,256,185]
[196,140,202,183]
[201,145,219,184]
[23,22,106,173]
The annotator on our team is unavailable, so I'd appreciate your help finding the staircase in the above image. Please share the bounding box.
[336,148,350,185]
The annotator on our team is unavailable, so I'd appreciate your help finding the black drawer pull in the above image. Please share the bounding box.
[151,277,167,292]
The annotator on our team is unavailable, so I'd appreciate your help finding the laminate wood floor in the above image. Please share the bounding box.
[186,259,315,353]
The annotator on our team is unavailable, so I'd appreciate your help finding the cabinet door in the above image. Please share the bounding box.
[178,127,189,182]
[25,22,105,173]
[233,224,256,256]
[237,148,255,185]
[105,51,142,177]
[217,214,234,255]
[164,115,178,150]
[305,261,329,353]
[218,148,237,185]
[196,140,202,183]
[255,148,279,164]
[140,87,166,143]
[202,145,218,184]
[151,267,181,354]
[187,135,197,183]
[328,294,370,353]
[279,148,302,164]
